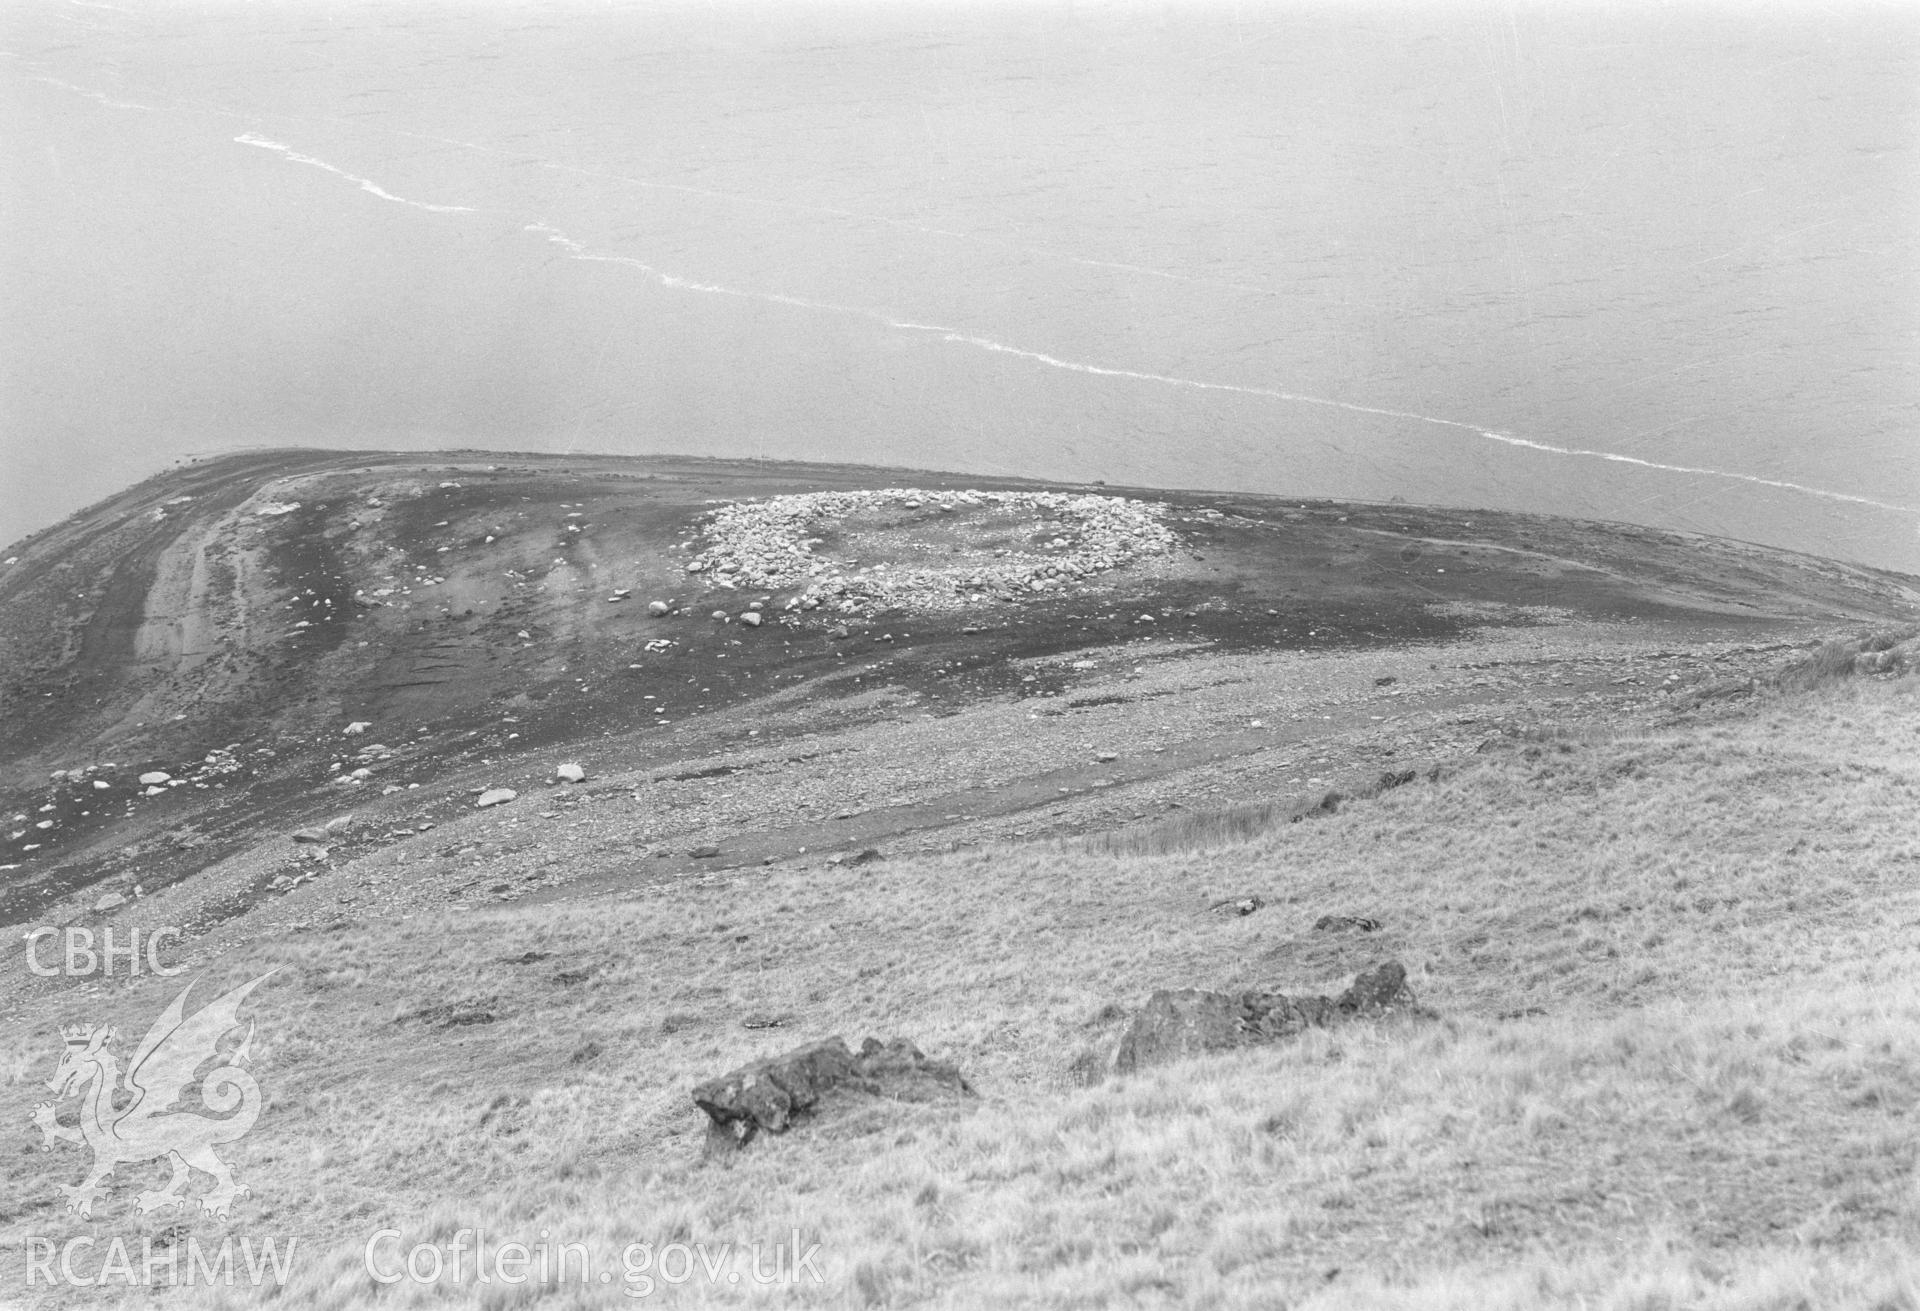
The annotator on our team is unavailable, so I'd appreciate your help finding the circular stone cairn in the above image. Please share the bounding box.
[683,489,1177,618]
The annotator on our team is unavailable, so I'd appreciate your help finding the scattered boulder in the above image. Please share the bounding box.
[1110,962,1423,1075]
[555,763,587,784]
[1209,896,1265,917]
[138,771,171,786]
[740,612,763,627]
[291,827,328,845]
[689,844,721,859]
[1374,675,1397,687]
[343,721,372,736]
[1094,750,1119,763]
[1376,769,1418,791]
[476,788,517,809]
[1314,915,1382,933]
[93,892,126,913]
[693,1036,973,1153]
[647,600,671,615]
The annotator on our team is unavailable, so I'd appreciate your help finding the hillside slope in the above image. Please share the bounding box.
[2,648,1915,1308]
[2,449,1915,938]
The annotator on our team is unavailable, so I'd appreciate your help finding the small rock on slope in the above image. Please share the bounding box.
[1109,961,1423,1075]
[693,1036,973,1153]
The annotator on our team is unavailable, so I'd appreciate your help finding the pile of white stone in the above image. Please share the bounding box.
[683,488,1177,617]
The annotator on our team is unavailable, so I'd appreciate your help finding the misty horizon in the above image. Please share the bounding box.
[4,0,1917,571]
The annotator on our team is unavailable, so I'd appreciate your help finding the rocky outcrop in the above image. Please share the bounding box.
[693,1036,973,1153]
[681,488,1178,619]
[1109,961,1424,1075]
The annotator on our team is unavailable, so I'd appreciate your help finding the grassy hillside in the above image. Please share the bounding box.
[5,654,1916,1308]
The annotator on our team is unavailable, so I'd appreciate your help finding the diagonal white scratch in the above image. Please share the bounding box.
[235,133,475,214]
[526,223,1918,517]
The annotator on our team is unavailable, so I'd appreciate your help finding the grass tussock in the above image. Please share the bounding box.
[1083,795,1296,857]
[1771,623,1919,691]
[1084,767,1439,858]
[4,675,1919,1306]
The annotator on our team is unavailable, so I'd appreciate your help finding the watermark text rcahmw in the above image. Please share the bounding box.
[25,1235,297,1288]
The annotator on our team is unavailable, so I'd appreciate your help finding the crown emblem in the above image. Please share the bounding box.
[60,1025,97,1046]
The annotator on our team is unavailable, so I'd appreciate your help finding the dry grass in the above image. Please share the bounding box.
[4,674,1919,1307]
[1082,766,1433,858]
[1771,624,1919,691]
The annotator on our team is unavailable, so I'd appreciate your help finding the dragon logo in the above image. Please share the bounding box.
[32,972,274,1219]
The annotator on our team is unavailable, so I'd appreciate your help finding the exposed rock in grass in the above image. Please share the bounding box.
[291,827,328,845]
[1315,914,1381,932]
[694,1036,974,1154]
[1377,769,1418,790]
[1209,896,1265,917]
[688,844,721,858]
[1771,625,1920,690]
[398,1000,499,1029]
[475,788,517,808]
[1109,961,1423,1075]
[1676,677,1757,709]
[1292,790,1345,821]
[555,763,586,783]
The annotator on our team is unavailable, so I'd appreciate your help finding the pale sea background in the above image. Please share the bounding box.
[4,1,1917,572]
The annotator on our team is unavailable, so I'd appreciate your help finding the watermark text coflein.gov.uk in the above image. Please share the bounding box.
[365,1228,825,1296]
